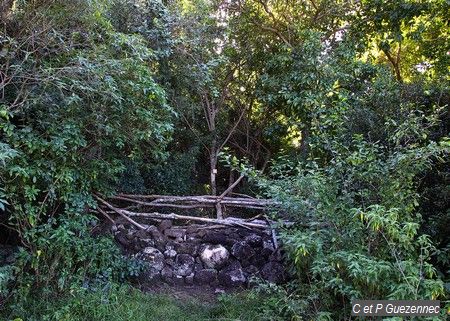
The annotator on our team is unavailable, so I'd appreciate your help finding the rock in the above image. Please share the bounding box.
[260,247,273,259]
[269,249,283,262]
[194,269,218,285]
[185,225,198,234]
[240,259,251,268]
[261,261,285,284]
[164,249,177,258]
[158,220,172,232]
[262,240,275,251]
[249,252,266,268]
[228,232,240,240]
[244,234,263,247]
[165,228,186,240]
[194,262,203,272]
[174,275,184,286]
[161,266,173,284]
[139,238,155,248]
[134,229,150,239]
[174,254,195,276]
[187,235,202,243]
[214,288,225,294]
[185,273,194,285]
[165,258,175,267]
[140,247,165,271]
[141,267,161,284]
[237,229,253,238]
[200,245,230,269]
[221,259,241,271]
[174,242,197,256]
[115,232,132,249]
[218,267,246,287]
[126,231,135,240]
[146,226,167,250]
[243,265,259,277]
[203,231,229,245]
[231,241,255,261]
[197,229,207,238]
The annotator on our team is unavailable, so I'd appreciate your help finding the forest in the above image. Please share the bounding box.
[0,0,449,320]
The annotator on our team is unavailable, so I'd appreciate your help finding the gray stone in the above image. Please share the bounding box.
[269,249,283,262]
[200,245,229,269]
[262,240,275,251]
[140,238,155,247]
[146,226,167,250]
[161,266,173,284]
[134,229,150,239]
[221,259,242,271]
[165,258,175,266]
[165,228,186,240]
[249,251,267,268]
[175,242,197,256]
[174,254,195,276]
[260,247,273,259]
[164,249,177,258]
[185,273,194,285]
[158,220,172,232]
[244,234,263,247]
[261,261,285,284]
[231,241,255,261]
[142,267,161,284]
[218,267,246,287]
[115,232,132,249]
[173,275,184,286]
[203,231,229,245]
[194,269,218,285]
[185,225,198,234]
[214,288,225,294]
[140,247,165,271]
[243,265,259,276]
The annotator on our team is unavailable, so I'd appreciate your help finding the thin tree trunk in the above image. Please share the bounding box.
[210,135,223,218]
[210,136,218,196]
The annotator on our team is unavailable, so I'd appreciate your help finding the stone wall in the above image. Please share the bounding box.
[113,220,286,287]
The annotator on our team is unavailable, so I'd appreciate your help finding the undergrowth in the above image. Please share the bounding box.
[0,284,265,321]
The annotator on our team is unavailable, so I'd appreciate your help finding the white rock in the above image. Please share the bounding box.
[200,244,229,269]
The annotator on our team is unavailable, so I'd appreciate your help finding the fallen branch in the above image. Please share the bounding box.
[96,207,115,224]
[94,195,146,230]
[95,196,272,230]
[111,194,277,212]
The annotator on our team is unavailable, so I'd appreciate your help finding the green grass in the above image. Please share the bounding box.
[0,284,265,321]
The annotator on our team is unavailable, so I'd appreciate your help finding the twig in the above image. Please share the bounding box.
[94,195,146,230]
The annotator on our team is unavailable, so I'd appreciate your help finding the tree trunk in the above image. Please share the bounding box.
[209,135,223,218]
[210,136,218,196]
[300,128,310,157]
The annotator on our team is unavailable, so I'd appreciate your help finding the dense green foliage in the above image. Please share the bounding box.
[0,0,448,320]
[0,0,172,302]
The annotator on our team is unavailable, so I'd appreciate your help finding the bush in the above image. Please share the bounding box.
[259,125,448,319]
[0,0,173,303]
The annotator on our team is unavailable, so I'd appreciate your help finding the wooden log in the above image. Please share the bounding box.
[110,194,276,211]
[94,196,271,230]
[94,195,146,230]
